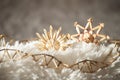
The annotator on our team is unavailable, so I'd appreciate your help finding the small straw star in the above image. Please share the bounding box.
[71,18,110,44]
[35,26,70,51]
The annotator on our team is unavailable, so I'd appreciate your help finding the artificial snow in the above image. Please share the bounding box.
[0,39,120,80]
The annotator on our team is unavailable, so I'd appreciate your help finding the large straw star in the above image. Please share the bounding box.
[71,18,110,43]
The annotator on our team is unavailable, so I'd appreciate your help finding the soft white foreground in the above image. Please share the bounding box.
[0,40,120,80]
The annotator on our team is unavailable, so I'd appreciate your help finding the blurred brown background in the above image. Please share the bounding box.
[0,0,120,40]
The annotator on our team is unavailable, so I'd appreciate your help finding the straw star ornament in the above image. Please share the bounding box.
[36,26,70,51]
[71,18,110,44]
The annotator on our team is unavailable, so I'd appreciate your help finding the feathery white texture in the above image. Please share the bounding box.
[0,58,119,80]
[46,41,117,65]
[0,40,120,80]
[0,40,40,54]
